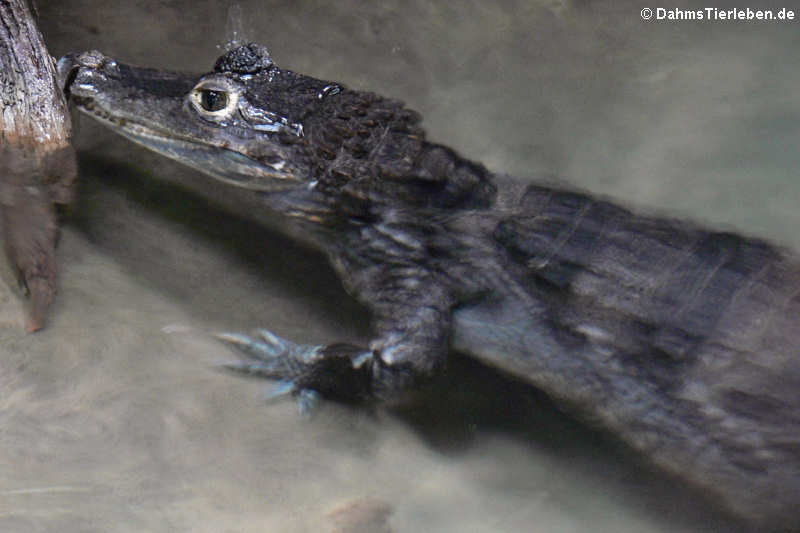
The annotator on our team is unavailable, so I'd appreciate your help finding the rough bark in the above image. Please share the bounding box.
[0,0,75,331]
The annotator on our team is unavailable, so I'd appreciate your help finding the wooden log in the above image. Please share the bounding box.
[0,0,76,331]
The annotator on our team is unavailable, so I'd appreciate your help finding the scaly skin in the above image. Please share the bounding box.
[60,44,800,529]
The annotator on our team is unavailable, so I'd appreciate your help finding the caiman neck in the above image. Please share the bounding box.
[300,86,497,221]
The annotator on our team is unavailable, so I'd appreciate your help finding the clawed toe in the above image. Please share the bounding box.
[259,379,296,401]
[216,328,377,407]
[216,357,283,377]
[216,329,326,415]
[257,378,321,416]
[256,380,321,416]
[215,329,321,379]
[296,388,321,417]
[217,329,321,361]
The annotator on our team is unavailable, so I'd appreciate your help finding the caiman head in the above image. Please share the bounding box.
[59,44,332,193]
[59,44,431,194]
[59,43,494,221]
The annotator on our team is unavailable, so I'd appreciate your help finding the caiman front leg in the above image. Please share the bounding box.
[219,272,453,409]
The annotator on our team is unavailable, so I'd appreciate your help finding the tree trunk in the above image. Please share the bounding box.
[0,0,76,331]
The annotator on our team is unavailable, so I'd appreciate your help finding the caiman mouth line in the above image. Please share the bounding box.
[73,95,206,147]
[72,95,295,191]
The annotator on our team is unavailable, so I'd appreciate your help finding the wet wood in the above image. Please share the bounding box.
[0,0,76,331]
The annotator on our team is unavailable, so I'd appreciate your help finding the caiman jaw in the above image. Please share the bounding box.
[59,51,304,193]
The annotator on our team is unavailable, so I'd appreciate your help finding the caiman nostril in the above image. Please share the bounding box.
[76,49,106,69]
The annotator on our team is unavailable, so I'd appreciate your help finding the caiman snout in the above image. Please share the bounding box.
[57,50,118,100]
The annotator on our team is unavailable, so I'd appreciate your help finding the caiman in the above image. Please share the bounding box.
[58,43,800,529]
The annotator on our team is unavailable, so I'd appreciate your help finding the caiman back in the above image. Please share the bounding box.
[454,175,800,527]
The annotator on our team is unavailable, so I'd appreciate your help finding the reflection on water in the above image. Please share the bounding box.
[2,1,798,531]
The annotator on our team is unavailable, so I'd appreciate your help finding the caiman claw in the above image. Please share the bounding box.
[216,329,375,412]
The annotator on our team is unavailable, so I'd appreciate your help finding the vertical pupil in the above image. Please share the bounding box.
[201,90,227,112]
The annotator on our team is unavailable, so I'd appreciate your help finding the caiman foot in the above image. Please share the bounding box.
[217,329,375,413]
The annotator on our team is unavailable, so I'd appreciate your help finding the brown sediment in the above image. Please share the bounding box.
[327,497,394,533]
[0,0,76,331]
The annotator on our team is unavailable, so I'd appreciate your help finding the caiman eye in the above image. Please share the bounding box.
[199,89,227,112]
[190,79,239,119]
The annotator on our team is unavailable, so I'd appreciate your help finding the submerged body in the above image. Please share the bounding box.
[60,44,800,529]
